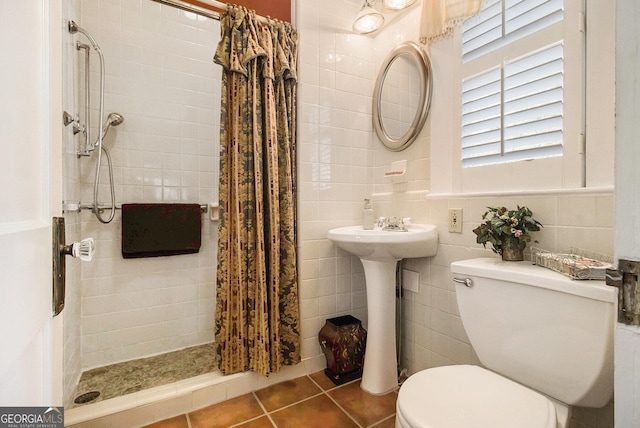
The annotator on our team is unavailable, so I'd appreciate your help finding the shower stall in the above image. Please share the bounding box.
[62,0,222,414]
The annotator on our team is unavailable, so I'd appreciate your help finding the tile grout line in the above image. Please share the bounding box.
[309,374,362,393]
[305,374,324,391]
[251,391,278,428]
[367,413,396,428]
[264,412,278,427]
[324,389,364,428]
[320,381,368,428]
[225,379,331,428]
[307,373,362,393]
[248,375,363,426]
[186,412,193,428]
[224,392,272,428]
[263,390,327,414]
[324,376,399,428]
[309,374,394,428]
[269,375,365,428]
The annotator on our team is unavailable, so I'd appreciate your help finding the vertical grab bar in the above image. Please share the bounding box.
[68,19,112,223]
[77,42,92,156]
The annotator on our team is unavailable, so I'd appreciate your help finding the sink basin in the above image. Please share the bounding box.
[327,223,438,261]
[327,223,438,395]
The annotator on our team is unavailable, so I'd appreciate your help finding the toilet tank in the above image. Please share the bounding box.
[451,258,616,408]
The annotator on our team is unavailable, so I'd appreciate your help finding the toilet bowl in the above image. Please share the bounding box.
[395,258,615,428]
[396,365,564,428]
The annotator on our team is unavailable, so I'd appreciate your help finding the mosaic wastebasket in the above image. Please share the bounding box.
[318,315,367,385]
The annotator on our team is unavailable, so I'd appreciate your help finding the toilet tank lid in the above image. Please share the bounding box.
[451,258,616,303]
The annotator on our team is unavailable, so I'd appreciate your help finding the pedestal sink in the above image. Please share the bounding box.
[327,224,438,394]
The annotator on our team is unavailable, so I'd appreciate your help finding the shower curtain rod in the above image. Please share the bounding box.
[151,0,270,24]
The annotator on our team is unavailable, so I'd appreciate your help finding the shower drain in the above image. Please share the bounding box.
[74,390,100,405]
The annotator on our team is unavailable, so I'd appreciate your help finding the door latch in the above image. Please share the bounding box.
[52,217,95,317]
[606,259,640,326]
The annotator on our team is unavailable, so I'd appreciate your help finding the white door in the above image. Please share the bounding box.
[615,1,640,425]
[0,1,63,405]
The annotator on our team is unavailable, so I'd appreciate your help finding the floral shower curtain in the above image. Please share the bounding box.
[213,7,300,376]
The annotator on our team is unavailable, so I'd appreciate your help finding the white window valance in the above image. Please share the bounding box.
[420,0,483,44]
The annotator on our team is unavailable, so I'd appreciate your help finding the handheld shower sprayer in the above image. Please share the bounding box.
[105,112,125,128]
[95,113,125,146]
[68,21,101,52]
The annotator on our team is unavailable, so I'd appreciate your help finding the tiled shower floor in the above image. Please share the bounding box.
[70,343,216,408]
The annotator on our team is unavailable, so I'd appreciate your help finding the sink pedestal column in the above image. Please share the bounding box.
[360,259,399,395]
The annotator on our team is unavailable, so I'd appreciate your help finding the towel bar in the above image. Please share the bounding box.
[121,203,202,258]
[63,202,209,214]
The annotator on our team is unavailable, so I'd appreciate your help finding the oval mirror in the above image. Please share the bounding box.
[373,42,433,151]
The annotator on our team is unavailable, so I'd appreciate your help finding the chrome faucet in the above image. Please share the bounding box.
[377,217,408,231]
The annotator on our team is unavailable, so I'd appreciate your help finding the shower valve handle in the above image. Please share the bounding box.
[72,123,85,135]
[63,111,85,135]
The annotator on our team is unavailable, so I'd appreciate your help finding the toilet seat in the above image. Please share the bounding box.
[396,365,557,428]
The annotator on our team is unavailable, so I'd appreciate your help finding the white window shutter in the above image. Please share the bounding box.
[461,0,566,169]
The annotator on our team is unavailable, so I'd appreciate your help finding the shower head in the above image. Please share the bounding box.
[94,113,125,146]
[106,112,125,127]
[68,20,101,51]
[102,112,124,134]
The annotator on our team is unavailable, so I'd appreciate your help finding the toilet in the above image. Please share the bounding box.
[396,258,616,428]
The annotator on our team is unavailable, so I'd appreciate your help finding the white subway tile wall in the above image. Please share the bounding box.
[297,0,376,362]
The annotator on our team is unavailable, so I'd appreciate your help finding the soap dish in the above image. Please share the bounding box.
[385,160,407,183]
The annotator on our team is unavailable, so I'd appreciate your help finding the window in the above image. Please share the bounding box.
[462,43,564,167]
[458,0,585,190]
[462,0,563,63]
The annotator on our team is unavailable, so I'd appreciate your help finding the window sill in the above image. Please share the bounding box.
[426,186,614,199]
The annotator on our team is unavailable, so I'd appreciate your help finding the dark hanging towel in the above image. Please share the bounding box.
[121,203,202,259]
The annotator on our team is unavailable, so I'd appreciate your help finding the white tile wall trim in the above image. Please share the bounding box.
[426,186,615,199]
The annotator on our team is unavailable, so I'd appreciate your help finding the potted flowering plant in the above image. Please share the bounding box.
[472,206,542,261]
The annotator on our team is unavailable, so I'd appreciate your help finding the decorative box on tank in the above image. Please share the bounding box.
[318,315,367,385]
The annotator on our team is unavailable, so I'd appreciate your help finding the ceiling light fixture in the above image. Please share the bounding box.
[353,0,385,34]
[382,0,417,10]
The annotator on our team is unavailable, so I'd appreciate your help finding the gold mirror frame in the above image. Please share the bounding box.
[373,41,433,152]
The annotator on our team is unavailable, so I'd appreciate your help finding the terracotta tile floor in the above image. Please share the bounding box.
[144,371,397,428]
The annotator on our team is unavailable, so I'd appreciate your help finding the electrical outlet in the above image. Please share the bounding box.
[449,208,463,233]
